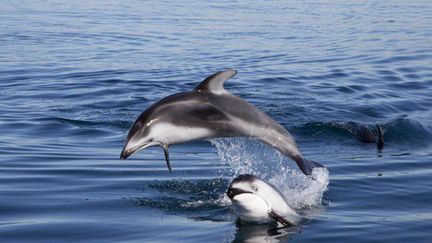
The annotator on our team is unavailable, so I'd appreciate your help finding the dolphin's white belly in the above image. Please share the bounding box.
[150,123,212,144]
[231,194,273,223]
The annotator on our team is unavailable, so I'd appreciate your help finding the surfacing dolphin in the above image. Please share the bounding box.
[351,124,384,150]
[227,174,303,227]
[120,69,324,175]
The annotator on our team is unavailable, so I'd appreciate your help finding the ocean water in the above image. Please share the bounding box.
[1,0,432,242]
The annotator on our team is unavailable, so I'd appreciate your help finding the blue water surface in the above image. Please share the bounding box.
[1,0,432,242]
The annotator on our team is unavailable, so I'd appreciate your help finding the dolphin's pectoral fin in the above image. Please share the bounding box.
[194,69,237,94]
[162,144,172,173]
[295,157,325,176]
[187,104,229,122]
[268,211,294,227]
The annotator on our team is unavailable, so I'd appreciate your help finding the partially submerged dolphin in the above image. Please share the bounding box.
[227,174,303,227]
[120,69,324,175]
[352,124,384,150]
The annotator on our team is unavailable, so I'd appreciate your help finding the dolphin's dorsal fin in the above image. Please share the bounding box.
[194,69,237,94]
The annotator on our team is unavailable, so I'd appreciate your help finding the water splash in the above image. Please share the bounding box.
[210,138,329,210]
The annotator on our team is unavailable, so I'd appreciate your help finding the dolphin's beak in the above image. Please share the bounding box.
[120,141,159,160]
[227,188,251,199]
[120,147,132,160]
[120,140,173,173]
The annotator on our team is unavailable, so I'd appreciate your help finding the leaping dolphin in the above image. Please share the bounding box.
[120,69,324,175]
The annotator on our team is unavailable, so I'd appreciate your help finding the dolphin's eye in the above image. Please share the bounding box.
[148,138,154,142]
[252,185,258,191]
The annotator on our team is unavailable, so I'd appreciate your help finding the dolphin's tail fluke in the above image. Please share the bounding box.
[295,157,325,175]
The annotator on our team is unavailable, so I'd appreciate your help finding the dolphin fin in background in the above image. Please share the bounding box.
[194,69,237,94]
[377,125,384,150]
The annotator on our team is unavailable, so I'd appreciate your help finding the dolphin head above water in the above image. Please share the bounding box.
[227,174,302,227]
[120,110,161,159]
[120,109,169,167]
[120,69,324,174]
[119,99,191,172]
